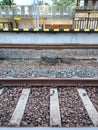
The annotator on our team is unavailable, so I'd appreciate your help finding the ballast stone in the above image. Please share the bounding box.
[41,52,59,65]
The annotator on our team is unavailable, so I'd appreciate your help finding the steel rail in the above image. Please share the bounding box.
[0,44,98,49]
[0,128,97,130]
[0,78,98,87]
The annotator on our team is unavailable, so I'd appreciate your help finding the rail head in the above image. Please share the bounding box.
[0,78,98,87]
[0,44,98,49]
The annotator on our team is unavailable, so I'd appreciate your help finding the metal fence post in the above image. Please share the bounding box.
[33,0,39,28]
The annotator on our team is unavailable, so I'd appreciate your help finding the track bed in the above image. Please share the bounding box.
[0,85,98,127]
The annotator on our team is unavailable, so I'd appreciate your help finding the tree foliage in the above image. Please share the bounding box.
[38,0,49,5]
[0,0,16,5]
[52,0,75,6]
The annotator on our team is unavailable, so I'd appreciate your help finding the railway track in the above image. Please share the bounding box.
[0,78,98,127]
[0,44,98,49]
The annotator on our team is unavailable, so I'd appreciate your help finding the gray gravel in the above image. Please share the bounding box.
[0,67,98,78]
[21,87,50,127]
[0,49,98,78]
[0,49,98,127]
[1,49,98,59]
[0,86,97,127]
[59,87,93,127]
[85,87,98,111]
[0,87,22,126]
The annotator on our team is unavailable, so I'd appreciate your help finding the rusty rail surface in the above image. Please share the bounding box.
[0,44,98,49]
[0,78,98,87]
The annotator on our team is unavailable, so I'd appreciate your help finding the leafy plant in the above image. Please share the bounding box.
[52,0,75,6]
[0,0,16,5]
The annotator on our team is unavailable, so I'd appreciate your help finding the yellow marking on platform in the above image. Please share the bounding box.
[54,29,59,32]
[13,28,19,31]
[3,28,8,31]
[0,23,3,28]
[23,28,29,31]
[64,29,70,31]
[44,29,49,31]
[84,28,90,32]
[94,29,98,32]
[14,17,21,20]
[34,28,39,31]
[74,28,79,31]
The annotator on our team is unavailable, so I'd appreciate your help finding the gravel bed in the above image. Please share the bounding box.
[0,87,22,126]
[85,87,98,111]
[21,87,50,127]
[0,49,98,78]
[0,86,97,127]
[1,49,98,59]
[59,87,93,127]
[0,59,98,78]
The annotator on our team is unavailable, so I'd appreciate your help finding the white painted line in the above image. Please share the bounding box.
[9,88,30,126]
[78,88,98,127]
[0,88,4,95]
[50,88,61,127]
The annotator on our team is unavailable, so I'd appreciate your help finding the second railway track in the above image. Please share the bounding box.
[1,44,98,49]
[0,78,98,127]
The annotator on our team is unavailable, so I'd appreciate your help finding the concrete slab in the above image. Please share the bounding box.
[50,88,61,127]
[9,88,30,126]
[0,88,4,95]
[0,32,98,44]
[78,88,98,127]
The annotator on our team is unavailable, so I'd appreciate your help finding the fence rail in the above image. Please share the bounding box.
[0,5,74,18]
[0,5,98,18]
[73,17,98,29]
